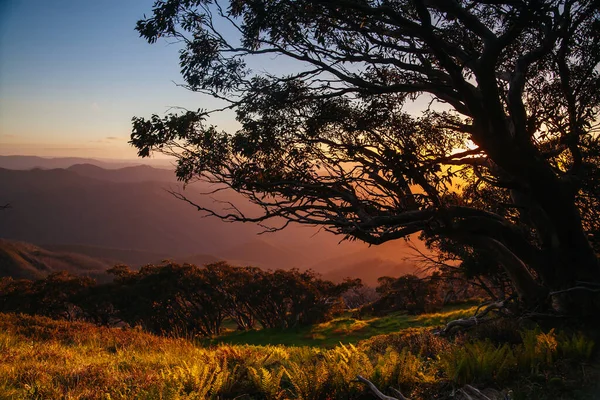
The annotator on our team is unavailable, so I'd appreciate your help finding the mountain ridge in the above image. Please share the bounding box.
[0,164,420,282]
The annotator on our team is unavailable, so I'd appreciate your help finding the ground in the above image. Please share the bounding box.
[1,303,598,399]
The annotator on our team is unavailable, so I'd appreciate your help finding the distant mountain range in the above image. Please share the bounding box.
[0,155,173,170]
[0,157,420,285]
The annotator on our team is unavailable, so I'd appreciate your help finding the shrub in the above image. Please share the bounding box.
[359,328,451,359]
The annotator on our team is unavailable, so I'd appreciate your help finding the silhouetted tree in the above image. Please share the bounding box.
[0,272,94,320]
[100,262,351,335]
[370,274,441,315]
[0,277,35,313]
[106,263,228,336]
[342,281,376,306]
[132,1,600,317]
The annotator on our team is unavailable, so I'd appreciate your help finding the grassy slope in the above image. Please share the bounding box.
[209,303,478,347]
[0,310,468,400]
[1,305,599,400]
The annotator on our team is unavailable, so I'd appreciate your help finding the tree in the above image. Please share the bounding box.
[0,272,94,321]
[131,1,600,316]
[107,263,228,336]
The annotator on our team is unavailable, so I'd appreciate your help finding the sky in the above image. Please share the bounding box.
[0,0,438,160]
[0,0,238,159]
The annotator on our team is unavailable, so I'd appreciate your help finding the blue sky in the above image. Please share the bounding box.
[0,0,238,158]
[0,0,437,159]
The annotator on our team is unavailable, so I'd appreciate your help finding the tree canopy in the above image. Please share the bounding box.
[131,0,600,315]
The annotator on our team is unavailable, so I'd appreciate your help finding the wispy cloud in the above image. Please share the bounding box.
[88,136,125,144]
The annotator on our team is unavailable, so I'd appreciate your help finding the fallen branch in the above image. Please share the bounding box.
[355,375,410,400]
[459,384,505,400]
[355,375,506,400]
[439,299,510,335]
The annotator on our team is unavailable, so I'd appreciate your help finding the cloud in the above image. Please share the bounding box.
[88,137,125,144]
[91,102,101,112]
[0,134,17,138]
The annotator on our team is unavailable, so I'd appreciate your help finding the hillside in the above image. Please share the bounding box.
[0,165,421,281]
[321,256,414,286]
[1,309,597,400]
[40,243,171,266]
[66,163,175,183]
[0,167,264,257]
[0,239,111,280]
[219,238,310,269]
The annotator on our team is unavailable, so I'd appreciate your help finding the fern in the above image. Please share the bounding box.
[441,341,517,385]
[284,359,330,400]
[248,366,286,400]
[557,332,595,362]
[519,328,558,373]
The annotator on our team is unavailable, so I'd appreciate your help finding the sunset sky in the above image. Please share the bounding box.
[0,0,436,160]
[0,0,234,159]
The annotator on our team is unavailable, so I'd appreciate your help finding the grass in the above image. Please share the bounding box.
[207,302,478,348]
[1,304,598,399]
[0,313,438,399]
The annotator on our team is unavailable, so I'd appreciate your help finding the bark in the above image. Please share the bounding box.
[477,237,547,305]
[470,75,600,313]
[509,149,600,315]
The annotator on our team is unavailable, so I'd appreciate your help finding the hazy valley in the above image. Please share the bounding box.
[0,156,416,285]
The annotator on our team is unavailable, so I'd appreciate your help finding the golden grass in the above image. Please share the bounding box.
[0,312,597,399]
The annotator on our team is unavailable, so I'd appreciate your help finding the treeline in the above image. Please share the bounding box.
[0,262,482,337]
[0,262,360,336]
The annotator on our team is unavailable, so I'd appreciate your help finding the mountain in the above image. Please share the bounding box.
[39,244,222,269]
[0,164,420,281]
[310,241,418,286]
[218,238,309,269]
[41,243,171,267]
[0,239,111,281]
[0,155,172,170]
[66,164,175,183]
[169,253,223,266]
[0,170,255,256]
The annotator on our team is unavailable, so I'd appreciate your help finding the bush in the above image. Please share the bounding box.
[359,328,451,359]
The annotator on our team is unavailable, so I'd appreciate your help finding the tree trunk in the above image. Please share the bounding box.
[498,144,600,314]
[472,114,599,314]
[468,236,547,307]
